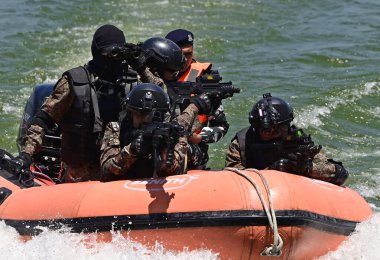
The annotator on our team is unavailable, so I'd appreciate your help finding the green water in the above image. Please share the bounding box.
[0,0,379,206]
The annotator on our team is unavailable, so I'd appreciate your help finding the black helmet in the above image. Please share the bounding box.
[141,37,185,73]
[125,83,170,112]
[249,93,294,129]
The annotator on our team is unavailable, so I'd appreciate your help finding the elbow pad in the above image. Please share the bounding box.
[30,110,56,132]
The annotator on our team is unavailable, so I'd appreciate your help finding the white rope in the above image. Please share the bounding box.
[224,167,283,256]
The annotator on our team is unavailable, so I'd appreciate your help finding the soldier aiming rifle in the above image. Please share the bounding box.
[226,93,349,186]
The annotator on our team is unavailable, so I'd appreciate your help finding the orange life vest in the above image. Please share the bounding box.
[178,61,212,133]
[178,61,212,82]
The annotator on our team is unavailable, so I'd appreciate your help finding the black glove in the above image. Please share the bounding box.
[126,52,147,73]
[12,152,35,187]
[269,153,312,175]
[130,134,151,156]
[328,159,349,186]
[190,93,212,115]
[14,152,32,170]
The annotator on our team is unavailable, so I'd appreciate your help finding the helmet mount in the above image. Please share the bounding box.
[249,93,294,129]
[125,83,170,113]
[139,91,154,111]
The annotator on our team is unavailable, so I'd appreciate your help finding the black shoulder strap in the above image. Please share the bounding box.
[83,69,102,134]
[63,66,91,86]
[90,85,102,133]
[119,112,134,148]
[235,126,251,167]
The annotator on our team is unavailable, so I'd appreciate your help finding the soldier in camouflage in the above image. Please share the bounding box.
[225,93,349,186]
[100,83,215,180]
[129,36,230,169]
[18,24,137,182]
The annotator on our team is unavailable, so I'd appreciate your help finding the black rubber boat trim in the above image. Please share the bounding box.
[1,209,358,236]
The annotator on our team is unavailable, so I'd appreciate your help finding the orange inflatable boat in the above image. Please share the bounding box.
[0,165,372,259]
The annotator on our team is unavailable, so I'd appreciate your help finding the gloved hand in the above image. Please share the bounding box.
[200,127,225,143]
[126,52,147,73]
[13,152,35,188]
[269,153,312,175]
[190,93,212,115]
[14,152,32,170]
[328,159,349,186]
[130,134,151,156]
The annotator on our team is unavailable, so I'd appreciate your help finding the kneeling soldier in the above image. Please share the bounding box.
[225,93,349,186]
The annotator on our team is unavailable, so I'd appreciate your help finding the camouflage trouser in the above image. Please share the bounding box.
[64,162,101,183]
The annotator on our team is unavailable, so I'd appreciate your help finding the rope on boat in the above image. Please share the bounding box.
[224,167,283,256]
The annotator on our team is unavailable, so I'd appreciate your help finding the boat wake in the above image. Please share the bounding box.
[1,213,379,259]
[0,221,219,260]
[319,212,380,260]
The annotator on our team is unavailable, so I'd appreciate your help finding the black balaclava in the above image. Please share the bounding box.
[89,24,126,83]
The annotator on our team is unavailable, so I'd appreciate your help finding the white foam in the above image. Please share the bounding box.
[1,103,21,114]
[0,222,219,260]
[2,214,380,260]
[318,213,380,260]
[368,107,380,118]
[352,181,380,198]
[294,105,331,127]
[293,81,380,129]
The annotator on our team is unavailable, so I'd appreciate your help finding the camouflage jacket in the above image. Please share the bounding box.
[20,76,98,182]
[21,76,74,156]
[100,104,200,181]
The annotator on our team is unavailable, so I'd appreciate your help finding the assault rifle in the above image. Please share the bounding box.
[165,71,240,114]
[264,128,322,160]
[259,128,322,174]
[136,120,187,177]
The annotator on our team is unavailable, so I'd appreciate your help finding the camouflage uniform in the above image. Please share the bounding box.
[139,68,165,88]
[21,75,102,182]
[225,138,245,170]
[225,135,345,185]
[100,104,199,181]
[139,68,229,169]
[21,76,99,182]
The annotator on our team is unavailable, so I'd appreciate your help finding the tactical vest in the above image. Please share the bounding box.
[60,66,120,165]
[236,126,283,169]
